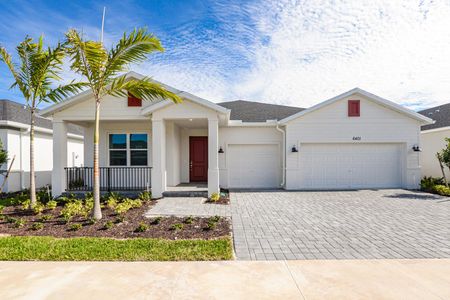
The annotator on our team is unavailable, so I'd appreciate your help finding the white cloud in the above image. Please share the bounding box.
[232,0,450,110]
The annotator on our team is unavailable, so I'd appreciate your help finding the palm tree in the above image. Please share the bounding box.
[0,36,86,206]
[64,28,182,220]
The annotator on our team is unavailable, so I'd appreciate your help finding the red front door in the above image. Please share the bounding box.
[189,137,208,182]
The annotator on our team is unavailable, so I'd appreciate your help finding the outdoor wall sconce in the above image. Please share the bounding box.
[291,145,298,153]
[218,146,224,154]
[412,145,422,152]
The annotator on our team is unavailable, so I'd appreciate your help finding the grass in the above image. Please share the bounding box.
[0,236,233,261]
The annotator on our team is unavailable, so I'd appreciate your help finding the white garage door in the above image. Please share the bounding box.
[299,143,403,189]
[228,144,280,188]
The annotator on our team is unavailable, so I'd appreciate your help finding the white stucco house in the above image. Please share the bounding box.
[419,103,450,179]
[40,72,433,198]
[0,99,84,192]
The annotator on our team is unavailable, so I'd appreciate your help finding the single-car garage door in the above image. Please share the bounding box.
[228,144,280,188]
[298,143,403,189]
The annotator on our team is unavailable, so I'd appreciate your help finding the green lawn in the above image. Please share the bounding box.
[0,236,233,261]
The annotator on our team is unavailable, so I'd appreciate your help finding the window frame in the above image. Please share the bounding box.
[107,132,149,167]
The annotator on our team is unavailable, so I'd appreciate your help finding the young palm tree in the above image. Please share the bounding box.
[65,28,182,220]
[0,36,86,206]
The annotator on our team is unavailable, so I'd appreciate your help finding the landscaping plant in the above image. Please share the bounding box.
[0,36,85,207]
[134,222,149,232]
[64,28,181,219]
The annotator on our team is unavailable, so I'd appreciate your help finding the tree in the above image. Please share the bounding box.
[64,28,182,220]
[438,137,450,186]
[0,36,86,206]
[0,140,7,167]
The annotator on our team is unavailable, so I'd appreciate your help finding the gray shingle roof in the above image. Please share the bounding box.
[0,99,83,135]
[217,100,304,122]
[418,103,450,131]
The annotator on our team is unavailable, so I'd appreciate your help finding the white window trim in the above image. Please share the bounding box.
[108,132,149,167]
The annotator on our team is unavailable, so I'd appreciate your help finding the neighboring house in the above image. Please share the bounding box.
[0,99,84,192]
[40,72,432,198]
[419,103,450,179]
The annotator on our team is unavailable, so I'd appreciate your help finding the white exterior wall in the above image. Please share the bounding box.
[0,128,83,192]
[285,93,422,190]
[83,120,152,167]
[218,126,283,188]
[421,129,450,178]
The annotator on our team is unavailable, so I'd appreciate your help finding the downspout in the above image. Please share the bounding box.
[275,122,285,187]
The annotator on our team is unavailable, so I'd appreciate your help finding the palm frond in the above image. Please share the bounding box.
[65,29,108,87]
[104,28,164,78]
[45,81,90,103]
[0,45,30,99]
[107,75,182,104]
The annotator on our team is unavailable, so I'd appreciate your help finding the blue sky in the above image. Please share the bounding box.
[1,0,450,110]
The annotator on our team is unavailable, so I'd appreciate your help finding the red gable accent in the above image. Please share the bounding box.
[348,100,360,117]
[128,93,142,107]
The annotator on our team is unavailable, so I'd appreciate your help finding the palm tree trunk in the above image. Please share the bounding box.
[29,108,37,207]
[92,99,102,219]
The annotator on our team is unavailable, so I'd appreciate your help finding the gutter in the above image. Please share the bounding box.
[275,122,286,188]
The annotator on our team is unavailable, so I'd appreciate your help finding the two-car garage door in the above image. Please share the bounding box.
[298,143,403,189]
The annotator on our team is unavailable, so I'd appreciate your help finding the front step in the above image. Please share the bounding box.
[162,190,208,198]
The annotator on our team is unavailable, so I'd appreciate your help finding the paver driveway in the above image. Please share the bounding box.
[231,189,450,260]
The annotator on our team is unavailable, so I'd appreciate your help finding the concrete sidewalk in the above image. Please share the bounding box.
[0,259,448,299]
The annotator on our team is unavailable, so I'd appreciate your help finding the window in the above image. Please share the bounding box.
[109,133,148,166]
[128,93,142,107]
[348,100,360,117]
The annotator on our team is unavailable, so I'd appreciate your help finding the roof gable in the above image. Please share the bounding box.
[280,88,434,125]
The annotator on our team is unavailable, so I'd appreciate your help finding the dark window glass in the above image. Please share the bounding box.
[109,134,127,149]
[130,134,148,149]
[130,150,148,166]
[110,150,127,166]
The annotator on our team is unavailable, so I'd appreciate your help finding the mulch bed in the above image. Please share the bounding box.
[0,202,231,240]
[205,189,230,205]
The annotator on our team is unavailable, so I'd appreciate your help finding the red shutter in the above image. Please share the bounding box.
[348,100,360,117]
[128,93,142,107]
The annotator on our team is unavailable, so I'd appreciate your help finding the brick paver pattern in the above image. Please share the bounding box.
[147,189,450,261]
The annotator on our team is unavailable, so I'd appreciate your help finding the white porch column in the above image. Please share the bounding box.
[208,118,220,195]
[151,119,166,198]
[52,120,68,197]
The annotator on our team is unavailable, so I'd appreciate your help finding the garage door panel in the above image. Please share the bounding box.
[299,143,402,189]
[228,144,280,188]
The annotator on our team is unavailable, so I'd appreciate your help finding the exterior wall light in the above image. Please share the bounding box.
[218,146,224,154]
[291,145,298,153]
[412,145,422,152]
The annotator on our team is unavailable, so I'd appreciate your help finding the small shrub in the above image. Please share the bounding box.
[103,221,114,230]
[46,200,58,210]
[106,197,117,209]
[60,200,83,224]
[431,184,450,196]
[205,220,216,230]
[134,222,149,232]
[32,203,45,215]
[86,217,97,225]
[0,205,4,214]
[115,201,132,216]
[40,214,53,222]
[184,216,194,224]
[31,222,44,231]
[170,223,184,231]
[130,199,143,208]
[210,192,220,202]
[151,216,162,225]
[69,223,83,231]
[21,199,31,210]
[210,215,221,223]
[5,216,16,223]
[420,176,445,192]
[13,218,26,228]
[138,191,151,201]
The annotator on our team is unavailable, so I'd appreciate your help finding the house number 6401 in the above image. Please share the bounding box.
[352,136,361,141]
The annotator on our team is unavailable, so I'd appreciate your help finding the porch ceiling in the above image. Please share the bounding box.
[171,118,208,129]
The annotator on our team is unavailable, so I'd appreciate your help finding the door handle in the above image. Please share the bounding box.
[190,161,193,169]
